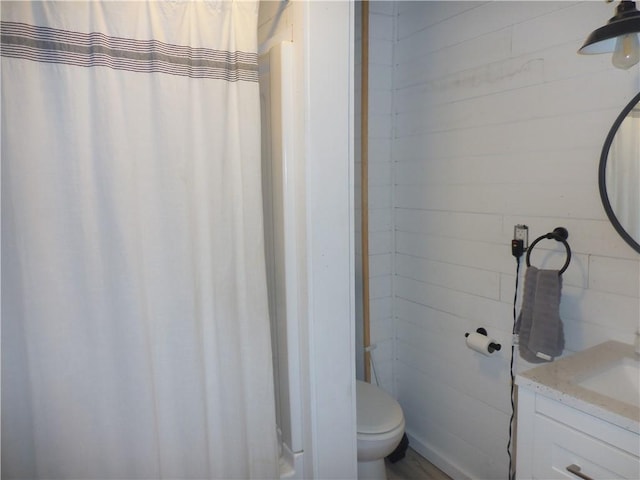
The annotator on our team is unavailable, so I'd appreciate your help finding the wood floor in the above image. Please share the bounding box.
[385,448,452,480]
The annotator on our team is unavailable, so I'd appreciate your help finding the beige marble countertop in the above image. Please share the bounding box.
[516,340,640,434]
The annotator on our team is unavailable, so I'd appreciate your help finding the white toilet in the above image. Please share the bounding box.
[356,380,406,479]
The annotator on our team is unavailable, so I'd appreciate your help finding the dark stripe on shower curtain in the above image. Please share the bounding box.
[0,21,258,82]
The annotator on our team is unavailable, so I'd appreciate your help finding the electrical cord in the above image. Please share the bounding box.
[508,240,524,480]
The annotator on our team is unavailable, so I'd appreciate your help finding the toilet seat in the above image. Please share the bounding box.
[356,381,404,435]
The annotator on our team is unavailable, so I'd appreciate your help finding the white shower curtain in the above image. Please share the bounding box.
[1,2,279,479]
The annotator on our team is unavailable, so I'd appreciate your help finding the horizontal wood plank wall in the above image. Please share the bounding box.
[384,1,640,478]
[358,1,396,391]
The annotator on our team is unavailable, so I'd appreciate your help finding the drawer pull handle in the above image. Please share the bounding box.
[566,464,594,480]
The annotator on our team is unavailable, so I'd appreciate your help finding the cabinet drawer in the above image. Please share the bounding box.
[532,414,640,480]
[535,395,638,454]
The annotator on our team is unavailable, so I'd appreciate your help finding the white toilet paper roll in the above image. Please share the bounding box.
[465,332,494,356]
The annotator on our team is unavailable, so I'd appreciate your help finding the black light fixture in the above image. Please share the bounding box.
[578,0,640,69]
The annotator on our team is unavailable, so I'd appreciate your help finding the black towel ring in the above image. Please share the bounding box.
[525,227,571,275]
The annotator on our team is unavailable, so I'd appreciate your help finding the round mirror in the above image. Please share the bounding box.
[599,91,640,253]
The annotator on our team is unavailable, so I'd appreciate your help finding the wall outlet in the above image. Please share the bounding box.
[514,224,529,249]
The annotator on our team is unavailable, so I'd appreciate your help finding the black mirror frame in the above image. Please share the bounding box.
[598,90,640,254]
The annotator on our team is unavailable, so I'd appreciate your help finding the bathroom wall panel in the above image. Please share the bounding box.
[369,275,392,301]
[395,253,500,300]
[368,337,394,391]
[368,231,393,257]
[560,285,640,329]
[393,154,596,189]
[366,78,392,352]
[369,76,393,106]
[354,186,391,210]
[438,50,539,96]
[395,4,570,71]
[367,185,392,210]
[370,1,394,17]
[369,38,393,64]
[502,215,639,260]
[367,163,392,189]
[394,29,513,90]
[396,1,479,40]
[386,2,640,477]
[368,208,393,235]
[393,113,611,158]
[395,321,511,414]
[356,1,396,392]
[368,90,393,116]
[394,276,511,335]
[369,9,395,42]
[509,2,613,57]
[395,209,503,243]
[588,256,640,297]
[369,253,392,279]
[371,314,393,344]
[561,317,638,354]
[395,230,521,275]
[395,184,604,220]
[398,362,508,455]
[396,73,633,136]
[396,362,505,480]
[368,108,393,139]
[371,296,393,323]
[394,49,637,113]
[368,137,391,162]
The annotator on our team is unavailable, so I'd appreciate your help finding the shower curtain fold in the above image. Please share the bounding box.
[1,2,278,479]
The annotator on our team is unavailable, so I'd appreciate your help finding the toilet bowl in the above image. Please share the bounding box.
[356,380,405,480]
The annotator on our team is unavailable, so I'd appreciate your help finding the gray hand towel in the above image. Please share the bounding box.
[515,266,564,363]
[528,269,564,361]
[515,266,540,363]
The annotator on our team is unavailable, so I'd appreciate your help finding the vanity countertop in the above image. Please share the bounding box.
[515,340,640,434]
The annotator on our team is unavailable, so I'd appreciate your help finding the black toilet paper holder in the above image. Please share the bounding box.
[464,328,502,353]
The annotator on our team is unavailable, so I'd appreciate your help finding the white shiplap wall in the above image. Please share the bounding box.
[367,1,396,392]
[356,1,397,391]
[368,1,640,478]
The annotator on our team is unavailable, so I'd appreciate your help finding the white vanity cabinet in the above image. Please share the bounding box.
[516,388,639,479]
[515,341,640,480]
